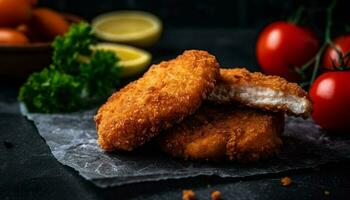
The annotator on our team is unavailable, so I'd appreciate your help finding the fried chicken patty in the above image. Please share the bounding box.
[207,68,312,118]
[94,50,220,151]
[158,104,284,161]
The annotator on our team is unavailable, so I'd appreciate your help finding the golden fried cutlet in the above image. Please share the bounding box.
[158,104,284,161]
[207,68,312,118]
[94,50,220,151]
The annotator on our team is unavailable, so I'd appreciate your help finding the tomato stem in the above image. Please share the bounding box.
[339,52,350,70]
[289,6,305,25]
[297,0,337,86]
[310,0,336,83]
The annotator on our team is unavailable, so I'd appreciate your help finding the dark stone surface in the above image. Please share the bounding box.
[1,29,350,199]
[20,104,350,188]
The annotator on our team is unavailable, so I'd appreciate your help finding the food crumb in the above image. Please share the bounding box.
[211,190,221,200]
[281,177,292,186]
[324,190,330,196]
[182,189,196,200]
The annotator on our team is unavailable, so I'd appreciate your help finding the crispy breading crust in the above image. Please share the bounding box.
[158,104,284,162]
[94,50,220,151]
[207,68,312,118]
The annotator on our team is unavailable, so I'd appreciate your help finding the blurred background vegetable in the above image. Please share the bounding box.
[30,7,70,40]
[0,0,32,27]
[0,0,72,44]
[0,28,29,44]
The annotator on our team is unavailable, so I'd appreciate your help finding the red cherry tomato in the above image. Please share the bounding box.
[322,35,350,70]
[256,21,320,82]
[310,71,350,132]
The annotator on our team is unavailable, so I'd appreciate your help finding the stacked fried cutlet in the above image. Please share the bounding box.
[95,50,312,162]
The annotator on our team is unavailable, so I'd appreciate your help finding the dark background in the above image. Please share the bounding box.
[40,0,349,32]
[37,0,350,70]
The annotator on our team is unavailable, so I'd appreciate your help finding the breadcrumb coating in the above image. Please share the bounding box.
[158,104,284,162]
[94,50,219,151]
[208,68,312,118]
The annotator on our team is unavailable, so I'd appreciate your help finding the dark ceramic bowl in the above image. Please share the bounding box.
[0,14,83,81]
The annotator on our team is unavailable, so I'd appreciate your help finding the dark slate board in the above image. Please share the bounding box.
[20,104,350,188]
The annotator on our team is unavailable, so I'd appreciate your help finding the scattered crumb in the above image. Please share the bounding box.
[3,140,13,149]
[182,189,196,200]
[281,177,292,186]
[211,190,221,200]
[324,190,330,196]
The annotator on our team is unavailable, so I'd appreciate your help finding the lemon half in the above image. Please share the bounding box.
[93,43,151,78]
[92,11,162,47]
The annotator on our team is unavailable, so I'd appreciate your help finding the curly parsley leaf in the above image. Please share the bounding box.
[18,23,121,113]
[52,22,97,75]
[18,69,83,113]
[79,50,120,99]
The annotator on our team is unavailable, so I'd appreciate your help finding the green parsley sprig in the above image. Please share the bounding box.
[19,23,121,113]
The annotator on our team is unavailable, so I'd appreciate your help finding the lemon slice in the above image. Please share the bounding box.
[93,43,151,78]
[92,11,162,47]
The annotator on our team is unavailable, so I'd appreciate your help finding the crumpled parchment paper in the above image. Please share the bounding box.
[21,104,350,188]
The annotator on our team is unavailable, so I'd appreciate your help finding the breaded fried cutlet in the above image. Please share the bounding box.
[158,104,284,162]
[207,68,312,118]
[94,50,220,151]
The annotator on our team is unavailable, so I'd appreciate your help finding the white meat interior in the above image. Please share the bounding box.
[209,85,309,115]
